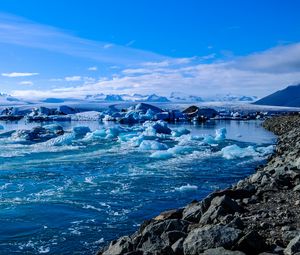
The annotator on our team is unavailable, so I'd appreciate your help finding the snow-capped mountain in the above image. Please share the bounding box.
[169,92,204,102]
[146,94,169,102]
[84,93,169,102]
[204,94,258,102]
[0,93,29,106]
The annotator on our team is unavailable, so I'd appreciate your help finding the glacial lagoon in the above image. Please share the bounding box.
[0,120,275,254]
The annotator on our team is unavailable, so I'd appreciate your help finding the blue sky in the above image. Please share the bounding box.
[0,0,300,99]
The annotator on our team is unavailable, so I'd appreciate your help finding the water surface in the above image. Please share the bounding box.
[0,120,275,254]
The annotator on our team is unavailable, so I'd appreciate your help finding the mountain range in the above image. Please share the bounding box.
[254,84,300,107]
[0,92,259,106]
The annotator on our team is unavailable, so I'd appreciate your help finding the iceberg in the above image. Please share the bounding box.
[202,135,216,144]
[221,144,257,159]
[139,140,168,150]
[11,125,64,143]
[256,145,274,156]
[150,151,173,159]
[44,133,76,146]
[73,126,91,137]
[105,127,120,139]
[83,129,107,141]
[71,111,102,121]
[175,184,198,192]
[215,128,227,141]
[143,121,171,135]
[171,128,190,137]
[0,124,4,130]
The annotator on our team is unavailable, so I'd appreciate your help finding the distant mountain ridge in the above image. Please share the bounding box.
[254,84,300,107]
[83,92,257,103]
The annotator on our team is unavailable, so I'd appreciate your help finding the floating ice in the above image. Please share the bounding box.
[202,135,216,144]
[150,151,173,159]
[105,127,120,139]
[44,133,76,146]
[139,140,168,150]
[83,129,107,141]
[175,184,198,192]
[143,121,171,134]
[71,111,102,121]
[0,125,4,130]
[38,246,50,254]
[215,128,227,141]
[167,145,192,155]
[171,128,190,137]
[221,144,257,159]
[256,145,274,156]
[73,126,91,137]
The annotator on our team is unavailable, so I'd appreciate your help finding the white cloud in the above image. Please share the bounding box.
[65,76,81,81]
[2,72,39,77]
[11,42,300,99]
[103,43,114,49]
[19,81,33,86]
[88,66,97,71]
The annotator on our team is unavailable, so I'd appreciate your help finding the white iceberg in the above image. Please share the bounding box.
[139,140,168,150]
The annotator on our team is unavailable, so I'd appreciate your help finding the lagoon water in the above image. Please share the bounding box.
[0,120,275,254]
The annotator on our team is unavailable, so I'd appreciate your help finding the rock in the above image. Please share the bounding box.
[233,231,267,254]
[171,237,184,255]
[282,231,300,244]
[161,230,187,246]
[141,219,189,237]
[183,225,242,254]
[102,236,133,255]
[226,217,245,230]
[182,201,206,223]
[284,235,300,255]
[182,105,199,118]
[200,195,243,224]
[201,247,246,255]
[154,208,183,221]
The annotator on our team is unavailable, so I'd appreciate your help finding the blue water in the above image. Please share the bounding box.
[0,120,275,254]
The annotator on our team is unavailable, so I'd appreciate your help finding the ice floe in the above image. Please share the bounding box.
[175,184,198,192]
[139,140,168,151]
[221,144,274,160]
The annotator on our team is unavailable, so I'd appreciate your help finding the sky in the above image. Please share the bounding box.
[0,0,300,99]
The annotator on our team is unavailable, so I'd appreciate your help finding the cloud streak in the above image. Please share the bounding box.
[0,12,166,66]
[2,72,39,77]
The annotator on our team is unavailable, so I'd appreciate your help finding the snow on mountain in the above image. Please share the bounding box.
[145,94,169,102]
[84,93,169,102]
[204,94,258,102]
[169,92,204,102]
[0,93,30,106]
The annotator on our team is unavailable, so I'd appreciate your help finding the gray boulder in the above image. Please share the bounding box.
[284,235,300,255]
[200,195,243,224]
[201,247,246,255]
[102,236,133,255]
[183,225,242,254]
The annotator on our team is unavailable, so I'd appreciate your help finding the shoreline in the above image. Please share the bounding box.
[98,114,300,255]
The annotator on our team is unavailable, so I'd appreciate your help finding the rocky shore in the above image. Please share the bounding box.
[97,114,300,255]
